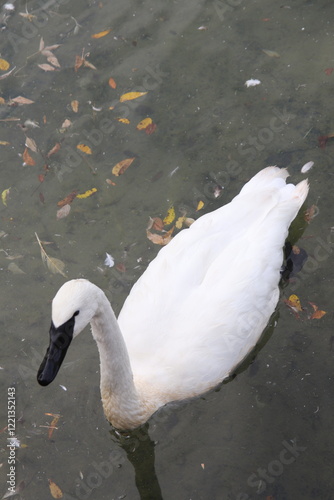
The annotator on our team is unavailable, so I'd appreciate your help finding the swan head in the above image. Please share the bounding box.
[37,279,102,387]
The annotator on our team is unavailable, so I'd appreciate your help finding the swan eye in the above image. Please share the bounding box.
[74,310,79,316]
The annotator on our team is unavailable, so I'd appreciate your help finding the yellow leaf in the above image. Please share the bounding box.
[175,216,186,229]
[76,143,92,154]
[112,157,135,176]
[2,187,10,206]
[76,188,97,199]
[0,140,10,145]
[136,117,152,130]
[119,91,147,103]
[0,58,10,71]
[287,294,302,312]
[163,206,176,226]
[117,118,130,124]
[48,479,63,498]
[91,29,111,39]
[196,200,204,211]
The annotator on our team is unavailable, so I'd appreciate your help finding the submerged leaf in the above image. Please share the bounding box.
[48,479,63,498]
[119,91,147,103]
[35,232,67,277]
[91,29,111,39]
[112,157,135,176]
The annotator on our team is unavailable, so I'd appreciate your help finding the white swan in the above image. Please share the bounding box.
[37,166,309,430]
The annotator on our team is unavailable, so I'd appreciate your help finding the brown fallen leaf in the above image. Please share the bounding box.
[57,191,77,207]
[146,226,174,245]
[304,204,317,223]
[35,232,67,278]
[47,54,61,68]
[23,147,36,166]
[112,157,135,176]
[47,142,61,158]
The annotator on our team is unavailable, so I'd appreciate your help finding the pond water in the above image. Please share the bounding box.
[1,0,334,499]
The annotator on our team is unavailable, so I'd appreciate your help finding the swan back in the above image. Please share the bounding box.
[118,167,308,399]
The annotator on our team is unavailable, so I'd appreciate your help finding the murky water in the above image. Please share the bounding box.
[1,0,334,498]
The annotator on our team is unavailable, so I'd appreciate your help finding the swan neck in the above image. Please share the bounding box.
[90,293,148,429]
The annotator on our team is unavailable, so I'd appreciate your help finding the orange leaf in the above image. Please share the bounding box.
[48,415,60,439]
[47,142,61,158]
[77,143,92,154]
[23,147,36,166]
[38,174,45,183]
[112,157,135,176]
[48,479,63,498]
[91,29,111,39]
[310,309,326,320]
[57,191,77,207]
[108,77,117,89]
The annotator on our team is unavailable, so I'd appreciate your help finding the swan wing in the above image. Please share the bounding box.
[118,167,308,397]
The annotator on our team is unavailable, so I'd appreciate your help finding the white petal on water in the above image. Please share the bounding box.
[245,79,261,87]
[104,252,115,267]
[301,161,314,173]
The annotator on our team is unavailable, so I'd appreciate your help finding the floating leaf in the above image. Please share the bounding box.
[196,200,204,211]
[48,479,63,499]
[0,58,10,71]
[304,204,317,223]
[0,66,16,80]
[38,63,56,72]
[112,157,135,176]
[10,96,34,105]
[137,117,152,130]
[284,294,303,313]
[262,49,280,58]
[117,118,130,124]
[83,59,97,70]
[71,100,79,112]
[23,147,36,166]
[175,216,186,229]
[76,188,97,199]
[76,143,92,155]
[163,206,176,225]
[145,122,157,135]
[57,204,71,220]
[108,77,117,88]
[46,413,61,440]
[47,142,61,158]
[47,54,61,68]
[0,140,9,145]
[57,191,77,207]
[74,55,84,72]
[35,232,67,278]
[8,262,25,274]
[61,118,72,129]
[146,219,174,246]
[119,91,147,103]
[301,161,314,174]
[324,68,334,76]
[309,302,326,320]
[91,29,111,39]
[25,137,38,152]
[2,188,10,206]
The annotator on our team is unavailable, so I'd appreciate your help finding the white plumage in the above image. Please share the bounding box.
[37,166,309,430]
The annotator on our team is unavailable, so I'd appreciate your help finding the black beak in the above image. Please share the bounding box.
[37,313,76,386]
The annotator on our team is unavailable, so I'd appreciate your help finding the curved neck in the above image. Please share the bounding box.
[90,292,149,429]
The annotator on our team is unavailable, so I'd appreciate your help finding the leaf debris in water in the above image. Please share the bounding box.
[35,232,66,277]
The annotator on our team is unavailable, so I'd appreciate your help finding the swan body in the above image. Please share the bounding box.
[37,167,309,430]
